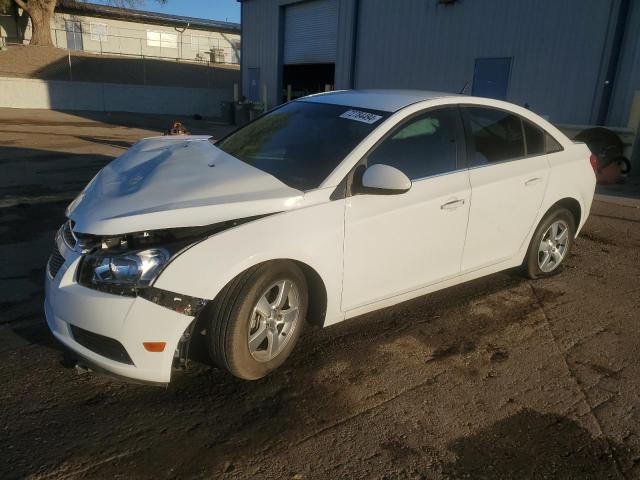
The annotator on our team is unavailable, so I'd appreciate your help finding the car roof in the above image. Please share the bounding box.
[299,89,462,112]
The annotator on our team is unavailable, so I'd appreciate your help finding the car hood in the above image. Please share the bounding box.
[67,136,305,235]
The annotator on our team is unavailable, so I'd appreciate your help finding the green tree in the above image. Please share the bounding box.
[4,0,165,47]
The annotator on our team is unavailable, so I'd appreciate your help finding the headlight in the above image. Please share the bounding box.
[78,248,170,294]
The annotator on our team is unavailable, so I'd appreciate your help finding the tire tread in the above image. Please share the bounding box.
[208,264,262,371]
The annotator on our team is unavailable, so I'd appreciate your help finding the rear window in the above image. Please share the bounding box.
[216,101,389,190]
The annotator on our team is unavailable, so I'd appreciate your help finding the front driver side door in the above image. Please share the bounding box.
[342,107,471,311]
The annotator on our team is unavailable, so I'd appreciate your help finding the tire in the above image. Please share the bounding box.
[205,261,308,380]
[523,207,576,279]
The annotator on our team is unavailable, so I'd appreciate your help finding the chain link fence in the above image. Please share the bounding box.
[51,27,240,65]
[44,49,239,90]
[0,29,240,91]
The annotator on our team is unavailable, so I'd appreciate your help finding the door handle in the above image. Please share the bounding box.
[441,199,465,210]
[525,177,543,186]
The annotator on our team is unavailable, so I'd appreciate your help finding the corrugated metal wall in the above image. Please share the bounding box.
[608,0,640,127]
[242,0,639,126]
[353,0,620,125]
[241,0,281,105]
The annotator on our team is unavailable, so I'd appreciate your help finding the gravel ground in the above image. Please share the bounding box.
[0,108,639,480]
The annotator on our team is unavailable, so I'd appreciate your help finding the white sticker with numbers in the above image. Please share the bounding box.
[339,109,383,124]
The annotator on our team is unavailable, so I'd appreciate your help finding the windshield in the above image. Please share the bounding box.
[216,101,389,190]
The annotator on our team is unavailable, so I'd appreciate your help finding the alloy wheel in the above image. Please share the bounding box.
[248,280,301,362]
[538,220,570,273]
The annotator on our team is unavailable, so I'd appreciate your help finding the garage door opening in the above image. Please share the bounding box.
[282,63,335,102]
[282,0,337,102]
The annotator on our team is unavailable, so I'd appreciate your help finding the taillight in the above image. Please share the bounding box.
[589,154,598,172]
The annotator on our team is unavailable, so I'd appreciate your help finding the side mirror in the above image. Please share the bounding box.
[360,163,412,195]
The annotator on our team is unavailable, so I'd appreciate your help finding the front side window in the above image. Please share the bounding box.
[466,107,525,165]
[367,108,460,180]
[216,102,389,190]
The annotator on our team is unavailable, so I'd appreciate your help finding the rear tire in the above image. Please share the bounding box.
[523,208,576,279]
[204,261,307,380]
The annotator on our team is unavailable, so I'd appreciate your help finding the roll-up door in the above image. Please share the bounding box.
[283,0,338,65]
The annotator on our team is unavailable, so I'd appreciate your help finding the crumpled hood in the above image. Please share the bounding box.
[67,136,304,235]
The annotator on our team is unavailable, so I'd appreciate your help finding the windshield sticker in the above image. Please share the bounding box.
[340,109,383,124]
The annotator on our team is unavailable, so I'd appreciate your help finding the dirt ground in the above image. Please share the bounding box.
[1,108,639,480]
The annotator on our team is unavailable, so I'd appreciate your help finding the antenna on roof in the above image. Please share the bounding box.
[458,80,470,95]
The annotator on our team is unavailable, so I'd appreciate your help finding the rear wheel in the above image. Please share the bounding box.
[523,208,576,279]
[205,261,307,380]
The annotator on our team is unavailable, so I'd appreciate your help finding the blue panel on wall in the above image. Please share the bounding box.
[472,57,512,100]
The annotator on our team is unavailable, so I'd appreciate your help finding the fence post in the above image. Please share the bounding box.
[142,55,146,85]
[68,51,72,81]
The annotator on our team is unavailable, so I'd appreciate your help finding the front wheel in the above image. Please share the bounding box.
[523,208,576,279]
[205,261,308,380]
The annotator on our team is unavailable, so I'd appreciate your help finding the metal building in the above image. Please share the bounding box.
[239,0,640,168]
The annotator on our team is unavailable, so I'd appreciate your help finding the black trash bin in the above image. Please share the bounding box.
[234,103,250,126]
[220,101,235,125]
[249,104,265,121]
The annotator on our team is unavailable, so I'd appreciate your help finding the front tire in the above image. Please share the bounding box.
[205,261,308,380]
[523,207,576,279]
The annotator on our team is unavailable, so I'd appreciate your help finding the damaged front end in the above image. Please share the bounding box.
[55,216,263,371]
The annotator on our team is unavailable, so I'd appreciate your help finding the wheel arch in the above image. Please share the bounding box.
[546,197,582,236]
[182,258,329,364]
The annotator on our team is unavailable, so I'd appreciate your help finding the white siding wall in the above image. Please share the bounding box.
[20,12,240,64]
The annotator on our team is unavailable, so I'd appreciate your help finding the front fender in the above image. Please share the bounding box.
[153,199,346,326]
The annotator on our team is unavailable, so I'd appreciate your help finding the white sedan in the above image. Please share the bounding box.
[45,90,596,384]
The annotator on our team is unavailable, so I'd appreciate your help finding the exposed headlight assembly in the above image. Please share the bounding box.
[72,214,270,301]
[78,248,171,295]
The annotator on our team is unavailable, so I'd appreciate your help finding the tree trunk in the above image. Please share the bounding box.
[28,8,53,46]
[14,0,57,46]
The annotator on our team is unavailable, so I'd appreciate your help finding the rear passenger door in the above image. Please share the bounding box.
[461,106,550,271]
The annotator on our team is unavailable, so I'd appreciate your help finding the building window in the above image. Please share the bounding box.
[146,31,160,47]
[147,31,178,49]
[90,22,108,42]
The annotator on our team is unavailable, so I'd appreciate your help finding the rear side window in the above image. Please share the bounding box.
[545,133,563,153]
[465,107,525,165]
[367,108,460,180]
[523,120,545,156]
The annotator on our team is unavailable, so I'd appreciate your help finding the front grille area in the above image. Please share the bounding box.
[70,325,134,365]
[48,247,65,278]
[62,220,77,250]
